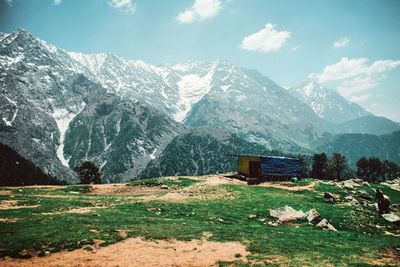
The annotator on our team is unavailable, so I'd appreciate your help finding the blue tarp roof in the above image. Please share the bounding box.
[260,156,301,177]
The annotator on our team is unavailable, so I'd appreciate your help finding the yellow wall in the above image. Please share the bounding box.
[237,156,260,176]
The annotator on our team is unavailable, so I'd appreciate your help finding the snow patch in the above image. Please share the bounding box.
[221,85,231,92]
[149,148,157,160]
[5,96,17,106]
[174,63,216,122]
[52,104,85,167]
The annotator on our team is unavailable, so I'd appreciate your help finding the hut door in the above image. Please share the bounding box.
[249,161,261,178]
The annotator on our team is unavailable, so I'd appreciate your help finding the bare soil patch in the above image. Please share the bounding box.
[257,181,317,191]
[89,183,163,196]
[142,176,241,202]
[36,206,108,215]
[0,237,249,267]
[365,247,400,266]
[187,175,246,186]
[0,200,39,210]
[0,218,19,223]
[86,176,242,203]
[0,190,12,195]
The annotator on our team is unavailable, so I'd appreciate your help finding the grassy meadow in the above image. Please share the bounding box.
[0,177,399,266]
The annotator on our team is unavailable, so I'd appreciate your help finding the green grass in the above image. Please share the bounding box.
[0,179,399,266]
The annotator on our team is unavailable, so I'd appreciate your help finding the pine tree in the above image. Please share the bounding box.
[330,153,347,180]
[311,153,328,180]
[74,161,102,184]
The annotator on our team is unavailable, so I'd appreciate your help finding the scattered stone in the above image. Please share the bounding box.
[83,245,94,251]
[38,251,50,257]
[267,221,278,227]
[343,196,359,205]
[316,219,337,231]
[147,207,161,212]
[305,209,321,223]
[382,213,400,223]
[248,214,257,219]
[357,190,372,201]
[160,185,169,190]
[390,203,400,212]
[361,181,370,187]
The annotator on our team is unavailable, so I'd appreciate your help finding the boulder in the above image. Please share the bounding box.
[269,206,306,223]
[382,213,400,223]
[278,210,306,223]
[269,206,296,219]
[343,196,359,205]
[316,219,337,231]
[305,209,321,223]
[324,192,336,202]
[160,185,169,190]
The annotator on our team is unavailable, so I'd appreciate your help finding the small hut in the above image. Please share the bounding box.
[235,155,301,182]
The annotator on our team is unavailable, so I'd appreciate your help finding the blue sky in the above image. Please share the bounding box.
[1,0,399,121]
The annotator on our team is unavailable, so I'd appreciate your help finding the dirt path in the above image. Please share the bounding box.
[0,237,249,267]
[257,181,317,191]
[0,200,39,210]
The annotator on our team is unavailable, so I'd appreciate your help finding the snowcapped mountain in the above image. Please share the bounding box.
[64,93,183,182]
[69,52,218,123]
[2,28,397,183]
[69,54,328,152]
[183,64,329,152]
[0,29,182,182]
[0,28,103,182]
[289,81,370,124]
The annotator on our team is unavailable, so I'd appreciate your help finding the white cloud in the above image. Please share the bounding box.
[333,37,350,48]
[338,76,378,98]
[177,0,222,24]
[309,57,400,102]
[240,23,291,53]
[309,57,400,83]
[108,0,135,14]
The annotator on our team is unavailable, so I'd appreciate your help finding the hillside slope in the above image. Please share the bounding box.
[337,115,400,135]
[140,128,294,178]
[317,131,400,166]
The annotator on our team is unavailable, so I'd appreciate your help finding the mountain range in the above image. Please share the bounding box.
[1,28,399,183]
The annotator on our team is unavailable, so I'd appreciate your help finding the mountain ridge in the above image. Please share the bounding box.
[1,28,398,182]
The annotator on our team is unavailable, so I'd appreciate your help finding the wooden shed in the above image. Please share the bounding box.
[235,154,301,182]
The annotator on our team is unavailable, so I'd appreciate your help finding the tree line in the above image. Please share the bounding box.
[300,153,400,182]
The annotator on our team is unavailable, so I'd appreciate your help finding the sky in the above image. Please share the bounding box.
[1,0,399,121]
